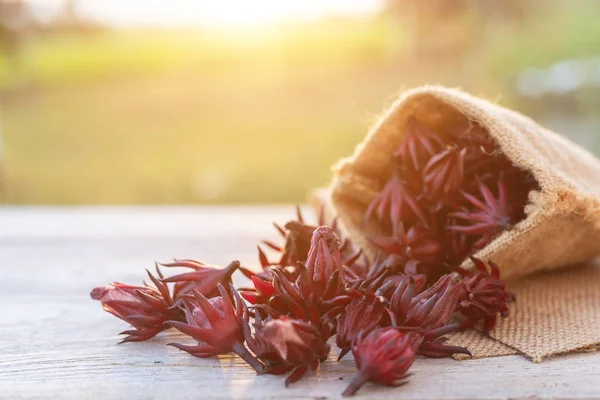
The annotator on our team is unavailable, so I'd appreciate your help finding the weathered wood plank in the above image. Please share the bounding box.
[1,206,599,399]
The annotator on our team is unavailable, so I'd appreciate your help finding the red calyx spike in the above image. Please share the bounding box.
[90,266,182,343]
[256,316,330,386]
[457,257,515,332]
[415,323,472,358]
[166,283,264,373]
[239,274,276,305]
[159,259,240,300]
[342,328,421,397]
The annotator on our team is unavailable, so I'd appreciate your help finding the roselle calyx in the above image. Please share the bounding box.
[244,312,294,376]
[458,257,515,331]
[336,296,387,360]
[388,273,470,358]
[449,177,521,250]
[166,283,263,373]
[342,328,421,397]
[90,267,182,343]
[370,223,443,272]
[364,169,428,230]
[259,207,367,282]
[304,226,344,298]
[256,316,330,386]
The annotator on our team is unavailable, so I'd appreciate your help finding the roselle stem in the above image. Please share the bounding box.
[342,372,369,397]
[232,342,264,374]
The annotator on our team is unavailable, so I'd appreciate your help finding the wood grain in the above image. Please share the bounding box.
[1,206,599,399]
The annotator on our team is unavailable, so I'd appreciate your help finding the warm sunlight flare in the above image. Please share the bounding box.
[71,0,380,29]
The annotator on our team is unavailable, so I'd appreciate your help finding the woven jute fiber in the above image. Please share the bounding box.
[330,85,600,281]
[311,85,600,360]
[486,262,600,362]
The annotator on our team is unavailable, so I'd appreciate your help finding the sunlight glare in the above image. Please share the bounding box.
[76,0,380,30]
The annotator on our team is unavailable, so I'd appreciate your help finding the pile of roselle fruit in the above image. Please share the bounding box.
[91,120,537,396]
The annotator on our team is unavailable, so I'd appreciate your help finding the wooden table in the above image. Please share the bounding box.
[2,206,600,399]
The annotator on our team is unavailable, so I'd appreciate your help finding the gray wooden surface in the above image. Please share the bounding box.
[1,206,600,400]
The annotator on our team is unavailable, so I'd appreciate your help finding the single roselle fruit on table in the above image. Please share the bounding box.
[388,274,470,358]
[342,328,421,397]
[458,257,515,332]
[336,296,388,361]
[256,316,330,386]
[90,267,183,343]
[166,283,264,373]
[159,259,241,300]
[244,312,294,376]
[399,274,464,330]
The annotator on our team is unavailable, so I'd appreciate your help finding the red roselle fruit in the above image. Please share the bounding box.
[342,328,421,397]
[166,283,264,373]
[370,223,443,271]
[364,168,428,231]
[336,296,387,361]
[255,316,330,386]
[259,206,367,280]
[387,273,470,358]
[457,257,515,331]
[304,226,344,298]
[90,267,183,343]
[244,312,294,376]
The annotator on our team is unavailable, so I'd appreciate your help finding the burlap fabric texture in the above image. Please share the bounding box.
[318,86,600,360]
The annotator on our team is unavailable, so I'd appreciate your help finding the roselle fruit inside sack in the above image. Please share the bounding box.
[364,118,539,280]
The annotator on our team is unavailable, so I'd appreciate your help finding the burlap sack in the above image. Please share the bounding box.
[312,85,600,360]
[330,85,600,281]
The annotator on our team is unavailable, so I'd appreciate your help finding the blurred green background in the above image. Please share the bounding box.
[0,0,599,204]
